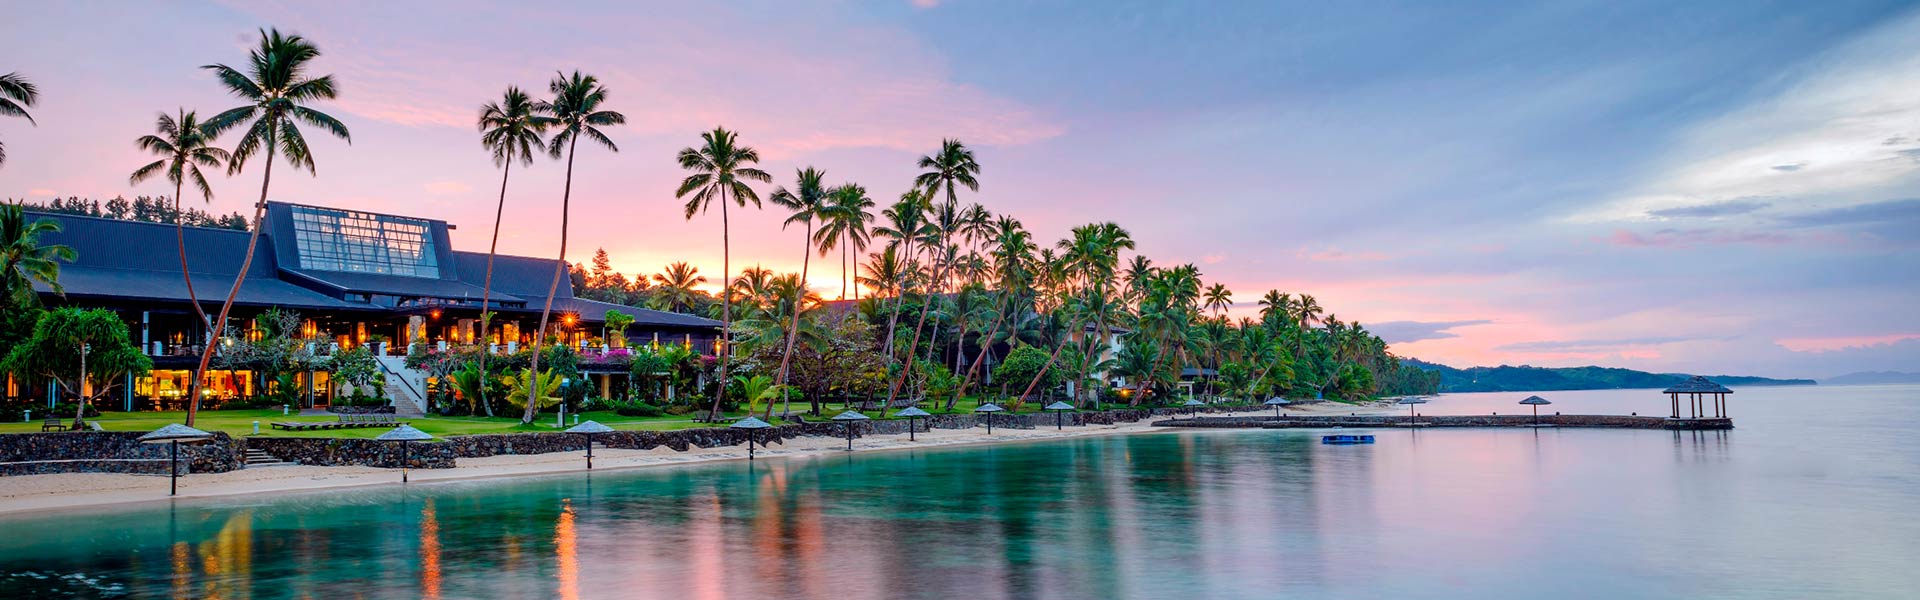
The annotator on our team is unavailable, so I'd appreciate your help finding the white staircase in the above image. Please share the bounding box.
[376,356,429,416]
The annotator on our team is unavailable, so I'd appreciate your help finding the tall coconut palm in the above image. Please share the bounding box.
[524,71,625,424]
[768,167,828,417]
[814,184,873,301]
[648,262,707,313]
[873,191,931,360]
[954,215,1032,407]
[474,86,552,417]
[0,72,39,168]
[194,28,350,427]
[676,127,770,421]
[128,109,229,335]
[914,138,981,210]
[1203,283,1233,319]
[0,204,74,306]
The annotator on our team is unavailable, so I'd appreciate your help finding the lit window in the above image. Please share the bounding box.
[289,205,441,278]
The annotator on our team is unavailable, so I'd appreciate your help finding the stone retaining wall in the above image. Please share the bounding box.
[0,431,244,476]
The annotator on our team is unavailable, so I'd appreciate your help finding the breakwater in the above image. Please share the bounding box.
[1154,414,1733,430]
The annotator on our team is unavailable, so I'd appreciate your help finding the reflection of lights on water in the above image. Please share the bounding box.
[422,499,442,599]
[556,499,578,600]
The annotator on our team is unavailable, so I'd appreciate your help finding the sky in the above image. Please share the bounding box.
[1,1,1916,380]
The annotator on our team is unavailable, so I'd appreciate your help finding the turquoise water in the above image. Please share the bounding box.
[2,385,1916,599]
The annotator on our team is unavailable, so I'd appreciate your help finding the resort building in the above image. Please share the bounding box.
[13,201,722,410]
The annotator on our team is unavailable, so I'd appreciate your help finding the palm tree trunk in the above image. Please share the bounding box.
[708,189,732,422]
[189,124,276,427]
[1015,322,1078,409]
[886,237,948,407]
[952,299,1005,410]
[527,136,579,424]
[172,185,210,406]
[773,221,812,418]
[881,236,912,359]
[840,243,848,301]
[478,160,512,418]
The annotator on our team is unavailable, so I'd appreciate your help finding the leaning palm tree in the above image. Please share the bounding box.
[129,109,229,334]
[194,28,351,427]
[0,204,75,306]
[0,72,39,168]
[676,127,771,421]
[475,86,553,417]
[768,167,828,417]
[524,71,625,425]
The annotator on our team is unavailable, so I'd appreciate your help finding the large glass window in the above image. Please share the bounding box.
[289,205,441,278]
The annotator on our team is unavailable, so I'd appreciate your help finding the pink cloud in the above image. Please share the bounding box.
[1298,247,1391,262]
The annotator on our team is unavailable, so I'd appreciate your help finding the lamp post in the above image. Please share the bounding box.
[1043,401,1075,430]
[974,403,1005,434]
[894,407,931,441]
[1519,396,1552,427]
[565,420,614,469]
[832,410,871,451]
[138,424,213,497]
[376,425,434,482]
[1264,397,1291,418]
[731,416,772,459]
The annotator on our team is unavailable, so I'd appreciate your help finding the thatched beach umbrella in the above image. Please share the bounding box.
[1044,401,1076,430]
[138,424,212,497]
[1662,376,1733,419]
[832,411,871,451]
[730,416,772,460]
[1518,396,1552,427]
[1396,397,1429,427]
[376,425,434,483]
[1182,398,1206,419]
[1264,397,1291,418]
[894,407,931,441]
[565,420,614,469]
[975,403,1006,434]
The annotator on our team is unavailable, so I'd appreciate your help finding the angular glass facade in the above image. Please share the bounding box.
[290,205,441,278]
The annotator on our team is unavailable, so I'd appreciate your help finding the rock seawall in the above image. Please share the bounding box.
[0,432,244,476]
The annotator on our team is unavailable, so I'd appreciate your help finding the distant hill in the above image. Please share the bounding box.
[1821,371,1920,385]
[1403,359,1816,393]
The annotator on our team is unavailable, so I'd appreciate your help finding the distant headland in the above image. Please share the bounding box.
[1403,359,1817,393]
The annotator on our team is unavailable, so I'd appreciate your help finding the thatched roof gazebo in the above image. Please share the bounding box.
[1663,376,1732,419]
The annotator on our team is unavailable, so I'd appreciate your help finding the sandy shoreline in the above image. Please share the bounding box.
[0,401,1391,516]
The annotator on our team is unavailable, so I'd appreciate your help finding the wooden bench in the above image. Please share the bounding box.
[41,419,66,432]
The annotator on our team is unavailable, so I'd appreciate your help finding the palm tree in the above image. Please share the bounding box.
[1203,283,1233,319]
[649,262,707,313]
[194,28,350,426]
[769,167,828,417]
[676,127,771,421]
[914,139,982,210]
[873,191,931,360]
[1257,290,1292,324]
[0,72,39,168]
[128,109,229,335]
[0,204,75,306]
[474,86,552,417]
[525,71,625,424]
[814,184,873,301]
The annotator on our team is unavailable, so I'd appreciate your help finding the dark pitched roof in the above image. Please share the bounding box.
[544,297,721,329]
[28,211,364,310]
[1663,376,1733,394]
[453,251,573,300]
